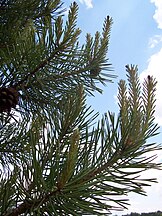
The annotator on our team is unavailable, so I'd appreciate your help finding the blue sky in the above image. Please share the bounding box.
[65,0,162,214]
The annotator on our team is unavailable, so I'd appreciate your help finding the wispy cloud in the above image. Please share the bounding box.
[151,0,162,29]
[78,0,93,9]
[149,35,162,48]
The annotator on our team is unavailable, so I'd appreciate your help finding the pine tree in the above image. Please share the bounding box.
[0,1,161,215]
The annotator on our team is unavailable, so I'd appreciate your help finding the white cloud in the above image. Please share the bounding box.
[140,48,162,126]
[149,35,162,48]
[151,0,162,29]
[78,0,93,8]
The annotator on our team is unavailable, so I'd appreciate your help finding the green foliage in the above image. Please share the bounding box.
[0,1,161,215]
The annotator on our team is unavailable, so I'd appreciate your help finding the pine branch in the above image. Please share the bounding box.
[13,45,62,89]
[4,189,59,216]
[1,0,161,215]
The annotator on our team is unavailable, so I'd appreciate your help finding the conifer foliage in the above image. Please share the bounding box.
[0,1,161,215]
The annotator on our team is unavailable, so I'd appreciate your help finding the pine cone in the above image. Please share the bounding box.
[90,67,101,77]
[0,87,19,113]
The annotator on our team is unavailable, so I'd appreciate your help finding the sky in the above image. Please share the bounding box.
[65,0,162,214]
